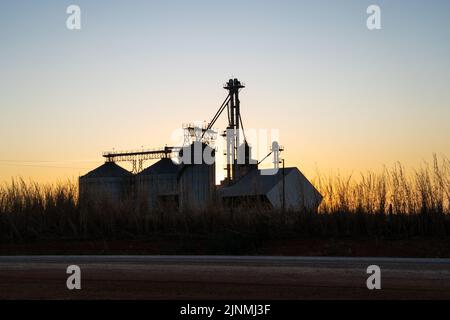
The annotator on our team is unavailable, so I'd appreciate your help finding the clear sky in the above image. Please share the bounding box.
[0,0,449,184]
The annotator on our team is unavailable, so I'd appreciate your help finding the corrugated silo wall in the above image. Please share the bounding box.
[179,163,215,211]
[78,176,132,206]
[136,174,178,210]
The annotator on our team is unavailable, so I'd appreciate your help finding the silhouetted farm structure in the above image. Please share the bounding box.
[79,79,323,211]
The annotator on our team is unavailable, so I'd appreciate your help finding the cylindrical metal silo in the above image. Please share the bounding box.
[178,142,216,210]
[78,162,132,205]
[136,158,179,210]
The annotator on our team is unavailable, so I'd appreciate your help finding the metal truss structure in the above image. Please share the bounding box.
[183,122,218,146]
[102,146,179,173]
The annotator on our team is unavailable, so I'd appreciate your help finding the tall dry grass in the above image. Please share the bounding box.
[314,154,450,215]
[0,155,449,246]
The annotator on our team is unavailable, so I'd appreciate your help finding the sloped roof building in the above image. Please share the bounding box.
[219,167,322,211]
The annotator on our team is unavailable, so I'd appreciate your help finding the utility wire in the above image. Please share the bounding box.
[0,163,90,169]
[0,160,100,163]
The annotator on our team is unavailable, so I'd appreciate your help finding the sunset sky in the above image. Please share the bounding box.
[0,0,449,184]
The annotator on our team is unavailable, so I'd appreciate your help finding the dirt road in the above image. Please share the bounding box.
[1,256,449,299]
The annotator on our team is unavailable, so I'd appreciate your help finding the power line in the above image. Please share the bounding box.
[0,160,100,163]
[0,163,90,170]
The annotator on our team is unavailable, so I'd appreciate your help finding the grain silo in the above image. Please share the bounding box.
[178,142,215,210]
[79,78,322,212]
[79,162,132,205]
[136,158,179,210]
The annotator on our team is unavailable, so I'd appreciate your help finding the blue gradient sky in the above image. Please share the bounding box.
[0,0,449,183]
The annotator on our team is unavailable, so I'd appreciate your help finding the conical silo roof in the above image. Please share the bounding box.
[81,162,132,178]
[139,158,179,175]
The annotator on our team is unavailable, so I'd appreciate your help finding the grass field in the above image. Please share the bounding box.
[0,155,449,255]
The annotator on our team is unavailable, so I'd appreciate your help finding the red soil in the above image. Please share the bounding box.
[1,237,450,257]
